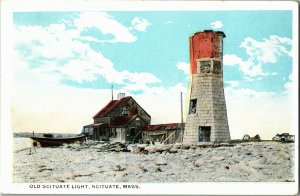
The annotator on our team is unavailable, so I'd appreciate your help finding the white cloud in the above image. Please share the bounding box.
[226,80,239,88]
[11,69,113,133]
[14,12,160,88]
[223,35,292,78]
[11,66,186,133]
[12,12,188,134]
[120,70,161,84]
[224,54,266,77]
[225,86,292,139]
[283,74,293,95]
[130,17,151,32]
[223,54,243,66]
[210,20,223,29]
[240,35,292,64]
[135,83,187,124]
[74,12,137,43]
[14,25,77,60]
[176,62,190,75]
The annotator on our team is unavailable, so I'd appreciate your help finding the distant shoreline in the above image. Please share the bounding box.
[13,132,79,138]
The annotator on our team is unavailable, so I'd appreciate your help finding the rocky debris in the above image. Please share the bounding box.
[112,165,126,172]
[73,171,93,178]
[211,156,225,161]
[168,147,178,153]
[13,141,295,183]
[97,143,129,152]
[38,167,53,172]
[125,166,147,174]
[63,142,90,150]
[194,159,204,167]
[155,156,167,165]
[179,144,191,149]
[248,158,267,169]
[128,145,145,154]
[64,142,236,154]
[144,146,156,154]
[155,167,163,172]
[143,144,183,154]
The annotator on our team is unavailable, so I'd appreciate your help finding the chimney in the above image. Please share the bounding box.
[117,93,125,100]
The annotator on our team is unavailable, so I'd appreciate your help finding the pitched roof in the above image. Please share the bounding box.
[110,115,138,128]
[93,97,130,118]
[143,123,184,131]
[93,96,151,119]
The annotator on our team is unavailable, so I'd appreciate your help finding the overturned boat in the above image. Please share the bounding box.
[31,134,86,147]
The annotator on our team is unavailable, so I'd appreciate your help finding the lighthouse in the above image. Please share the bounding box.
[183,30,231,143]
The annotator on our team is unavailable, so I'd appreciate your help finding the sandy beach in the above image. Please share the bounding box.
[13,138,294,183]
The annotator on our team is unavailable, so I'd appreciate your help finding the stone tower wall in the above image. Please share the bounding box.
[183,30,231,144]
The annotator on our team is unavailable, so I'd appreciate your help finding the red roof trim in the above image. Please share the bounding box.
[92,96,151,119]
[84,123,107,127]
[85,122,107,127]
[93,97,130,118]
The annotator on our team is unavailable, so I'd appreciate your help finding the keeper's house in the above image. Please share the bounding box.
[82,93,151,143]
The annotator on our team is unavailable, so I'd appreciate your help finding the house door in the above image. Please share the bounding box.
[199,126,211,142]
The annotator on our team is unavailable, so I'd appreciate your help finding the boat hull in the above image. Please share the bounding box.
[31,135,86,147]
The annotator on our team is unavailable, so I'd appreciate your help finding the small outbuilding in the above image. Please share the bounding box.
[142,123,184,144]
[272,133,294,142]
[242,134,250,141]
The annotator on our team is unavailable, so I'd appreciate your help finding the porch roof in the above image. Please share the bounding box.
[85,122,107,127]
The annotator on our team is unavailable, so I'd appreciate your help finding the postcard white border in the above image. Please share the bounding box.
[1,0,298,195]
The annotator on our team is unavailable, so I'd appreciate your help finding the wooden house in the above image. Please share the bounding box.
[83,94,151,143]
[142,123,184,144]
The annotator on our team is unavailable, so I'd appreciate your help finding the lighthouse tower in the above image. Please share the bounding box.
[183,30,231,143]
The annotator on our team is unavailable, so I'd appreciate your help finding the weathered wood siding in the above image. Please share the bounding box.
[143,128,182,144]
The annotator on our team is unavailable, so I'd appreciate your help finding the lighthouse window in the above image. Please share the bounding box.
[189,99,197,114]
[200,61,211,73]
[213,61,221,74]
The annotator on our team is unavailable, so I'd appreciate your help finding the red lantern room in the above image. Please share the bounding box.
[189,30,226,74]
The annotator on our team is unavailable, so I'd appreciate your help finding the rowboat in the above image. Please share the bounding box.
[30,134,86,147]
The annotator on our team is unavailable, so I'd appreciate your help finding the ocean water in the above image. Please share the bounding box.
[13,137,32,152]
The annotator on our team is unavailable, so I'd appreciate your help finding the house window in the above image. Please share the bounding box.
[130,128,136,136]
[84,127,89,134]
[122,107,129,116]
[189,99,197,114]
[110,128,117,137]
[136,117,140,127]
[200,61,211,73]
[89,128,93,136]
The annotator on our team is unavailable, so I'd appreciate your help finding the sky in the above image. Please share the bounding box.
[11,10,295,139]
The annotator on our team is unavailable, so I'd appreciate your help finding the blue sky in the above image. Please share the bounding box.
[12,11,294,139]
[14,11,292,92]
